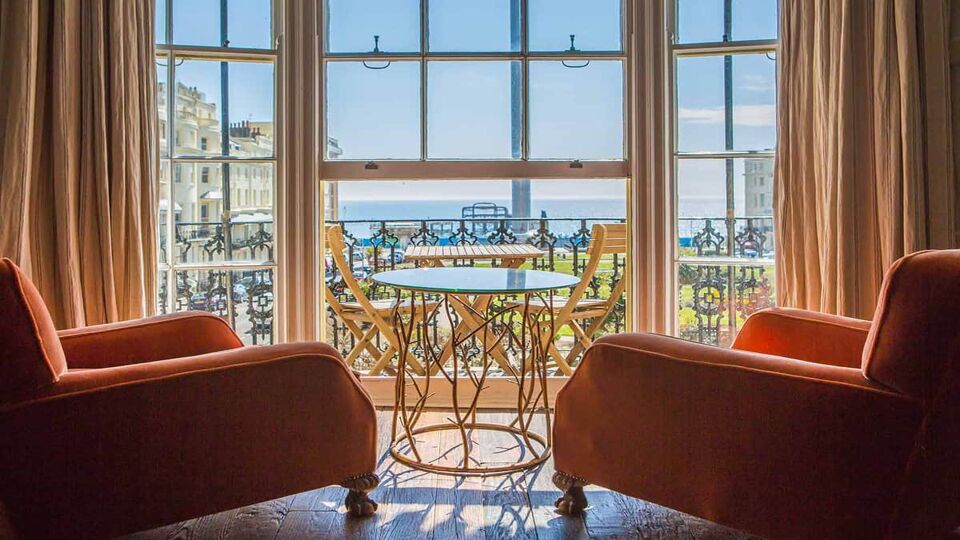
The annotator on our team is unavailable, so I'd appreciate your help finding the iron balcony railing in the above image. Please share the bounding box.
[156,215,776,363]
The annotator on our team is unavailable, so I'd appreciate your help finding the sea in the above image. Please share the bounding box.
[337,197,728,240]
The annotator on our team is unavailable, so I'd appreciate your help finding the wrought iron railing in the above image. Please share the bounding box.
[324,217,628,373]
[677,216,776,346]
[156,215,776,357]
[158,220,275,345]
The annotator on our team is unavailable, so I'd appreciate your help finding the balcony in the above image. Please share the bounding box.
[157,215,774,361]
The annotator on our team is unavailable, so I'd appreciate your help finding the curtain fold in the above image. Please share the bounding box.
[276,0,323,342]
[0,0,157,328]
[776,0,957,320]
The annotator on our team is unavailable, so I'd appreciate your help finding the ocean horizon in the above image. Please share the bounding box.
[336,197,734,238]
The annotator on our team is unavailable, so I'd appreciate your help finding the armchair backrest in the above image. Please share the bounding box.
[0,259,67,398]
[862,249,960,399]
[861,250,960,537]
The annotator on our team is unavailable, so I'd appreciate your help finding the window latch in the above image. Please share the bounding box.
[570,160,583,169]
[365,161,379,170]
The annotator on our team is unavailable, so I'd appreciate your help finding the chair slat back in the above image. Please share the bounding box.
[560,223,625,317]
[325,225,384,321]
[586,223,627,256]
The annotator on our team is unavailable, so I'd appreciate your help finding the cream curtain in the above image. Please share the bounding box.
[776,0,957,319]
[627,0,672,334]
[0,0,157,328]
[276,0,324,342]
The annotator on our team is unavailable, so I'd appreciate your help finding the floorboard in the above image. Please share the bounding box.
[125,410,755,540]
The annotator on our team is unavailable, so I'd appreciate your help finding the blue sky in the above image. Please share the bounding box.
[158,0,777,214]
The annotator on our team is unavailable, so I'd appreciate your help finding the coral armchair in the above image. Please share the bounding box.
[553,250,960,539]
[0,259,379,539]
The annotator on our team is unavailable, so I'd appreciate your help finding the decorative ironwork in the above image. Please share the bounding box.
[486,219,518,245]
[448,220,479,247]
[692,219,725,257]
[735,218,767,258]
[323,217,627,373]
[410,220,439,246]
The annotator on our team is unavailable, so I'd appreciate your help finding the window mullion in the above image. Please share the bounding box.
[520,0,529,160]
[164,45,176,314]
[420,0,428,161]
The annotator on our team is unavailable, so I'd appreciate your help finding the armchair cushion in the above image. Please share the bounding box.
[0,258,66,397]
[59,311,244,369]
[731,307,871,368]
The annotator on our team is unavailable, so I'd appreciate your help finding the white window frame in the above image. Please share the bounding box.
[667,0,778,339]
[319,0,630,181]
[156,0,280,343]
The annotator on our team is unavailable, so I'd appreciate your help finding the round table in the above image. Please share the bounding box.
[372,267,579,476]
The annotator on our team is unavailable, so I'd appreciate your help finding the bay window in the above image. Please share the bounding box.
[671,0,779,345]
[155,0,277,345]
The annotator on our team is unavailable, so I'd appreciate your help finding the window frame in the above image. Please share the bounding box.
[156,0,280,343]
[667,0,778,340]
[319,0,630,180]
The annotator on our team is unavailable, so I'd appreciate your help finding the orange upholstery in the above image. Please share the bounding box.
[0,260,378,539]
[553,250,960,539]
[731,307,871,368]
[0,259,66,396]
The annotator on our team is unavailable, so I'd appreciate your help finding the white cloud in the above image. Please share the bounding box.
[678,105,775,127]
[740,74,775,92]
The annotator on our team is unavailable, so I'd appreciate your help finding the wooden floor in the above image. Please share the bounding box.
[126,411,756,540]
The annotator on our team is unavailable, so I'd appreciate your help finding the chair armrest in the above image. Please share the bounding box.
[554,333,922,539]
[57,312,244,369]
[731,307,872,368]
[0,342,377,538]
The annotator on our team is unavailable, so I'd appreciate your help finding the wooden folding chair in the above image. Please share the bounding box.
[325,225,431,375]
[507,223,627,375]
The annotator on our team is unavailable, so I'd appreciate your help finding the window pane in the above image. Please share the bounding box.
[227,0,272,49]
[173,0,220,47]
[428,0,518,52]
[228,62,274,157]
[175,60,223,156]
[325,178,628,370]
[326,61,421,160]
[157,59,168,157]
[325,0,420,53]
[173,268,275,345]
[230,163,275,263]
[732,54,776,151]
[676,54,776,152]
[677,158,775,259]
[428,61,518,159]
[678,263,774,346]
[232,268,274,345]
[529,60,623,160]
[159,161,171,265]
[156,0,167,44]
[172,163,225,264]
[528,0,621,52]
[677,0,778,44]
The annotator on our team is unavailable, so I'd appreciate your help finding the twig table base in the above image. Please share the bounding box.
[373,268,579,476]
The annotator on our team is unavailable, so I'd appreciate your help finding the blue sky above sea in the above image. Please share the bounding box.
[160,0,777,217]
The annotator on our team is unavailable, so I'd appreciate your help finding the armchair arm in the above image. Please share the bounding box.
[554,333,923,539]
[0,342,376,539]
[57,312,244,369]
[731,307,872,368]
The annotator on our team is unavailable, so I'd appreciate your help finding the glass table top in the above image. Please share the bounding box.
[372,268,580,294]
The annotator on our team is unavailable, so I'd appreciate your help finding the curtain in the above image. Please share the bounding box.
[776,0,957,320]
[0,0,157,328]
[276,0,324,342]
[628,0,672,334]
